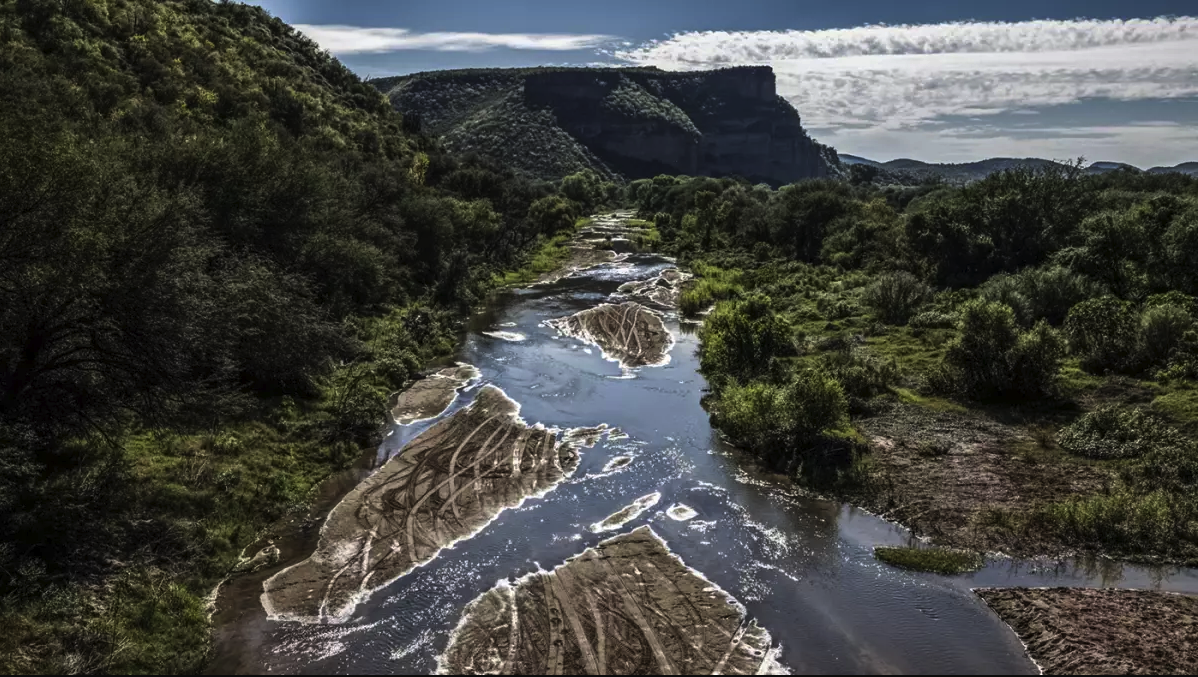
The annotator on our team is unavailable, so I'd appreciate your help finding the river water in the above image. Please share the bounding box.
[214,223,1198,674]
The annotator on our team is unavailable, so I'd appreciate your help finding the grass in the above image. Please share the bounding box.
[490,232,574,287]
[678,263,744,316]
[874,546,985,574]
[891,387,970,414]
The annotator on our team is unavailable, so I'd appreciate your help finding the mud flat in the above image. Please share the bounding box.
[440,526,779,675]
[263,386,588,623]
[617,267,690,308]
[548,302,673,368]
[390,364,480,425]
[977,588,1198,675]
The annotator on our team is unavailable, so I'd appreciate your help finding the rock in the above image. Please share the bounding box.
[548,302,673,368]
[440,526,779,675]
[390,363,479,425]
[263,386,591,623]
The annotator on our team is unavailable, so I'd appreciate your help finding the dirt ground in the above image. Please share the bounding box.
[852,400,1109,556]
[263,385,586,623]
[977,587,1198,675]
[440,526,777,675]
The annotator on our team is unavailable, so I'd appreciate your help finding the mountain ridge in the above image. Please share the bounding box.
[840,153,1198,180]
[374,66,838,185]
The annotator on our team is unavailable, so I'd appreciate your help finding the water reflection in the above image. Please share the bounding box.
[213,248,1198,675]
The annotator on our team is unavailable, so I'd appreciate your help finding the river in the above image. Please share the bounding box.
[209,213,1198,675]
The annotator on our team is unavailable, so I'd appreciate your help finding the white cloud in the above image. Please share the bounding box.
[613,18,1198,161]
[294,25,613,54]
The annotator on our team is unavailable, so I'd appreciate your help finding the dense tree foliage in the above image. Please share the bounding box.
[0,1,595,672]
[643,161,1198,561]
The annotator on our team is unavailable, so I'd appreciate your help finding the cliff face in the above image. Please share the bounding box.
[376,66,836,184]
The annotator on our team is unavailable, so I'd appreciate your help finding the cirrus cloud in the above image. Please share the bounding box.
[612,18,1198,132]
[295,24,614,54]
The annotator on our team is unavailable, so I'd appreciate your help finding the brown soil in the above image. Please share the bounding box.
[390,364,479,424]
[440,526,776,675]
[977,587,1198,675]
[852,401,1109,555]
[549,302,673,368]
[263,386,587,623]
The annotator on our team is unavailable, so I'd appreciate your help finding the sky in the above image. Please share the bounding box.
[250,0,1198,167]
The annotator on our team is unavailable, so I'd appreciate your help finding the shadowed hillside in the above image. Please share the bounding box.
[375,66,840,185]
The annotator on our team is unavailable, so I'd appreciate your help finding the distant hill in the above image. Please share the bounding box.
[1148,162,1198,176]
[839,154,1198,182]
[374,66,838,184]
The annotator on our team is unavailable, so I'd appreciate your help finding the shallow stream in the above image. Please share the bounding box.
[211,216,1198,674]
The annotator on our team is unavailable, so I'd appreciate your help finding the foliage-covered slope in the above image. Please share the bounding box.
[376,66,838,184]
[0,0,588,672]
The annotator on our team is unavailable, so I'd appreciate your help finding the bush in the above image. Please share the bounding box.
[941,301,1064,399]
[698,295,792,390]
[873,546,983,574]
[1006,320,1068,398]
[1015,265,1102,326]
[863,271,931,324]
[908,310,957,329]
[714,369,848,457]
[1141,304,1193,366]
[1063,296,1141,373]
[1056,406,1186,460]
[820,347,900,412]
[979,274,1033,325]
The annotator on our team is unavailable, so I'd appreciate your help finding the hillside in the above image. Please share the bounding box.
[0,0,595,673]
[375,66,839,185]
[841,153,1198,183]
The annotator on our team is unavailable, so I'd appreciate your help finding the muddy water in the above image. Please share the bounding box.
[211,218,1198,674]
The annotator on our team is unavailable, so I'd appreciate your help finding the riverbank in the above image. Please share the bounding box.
[977,587,1198,674]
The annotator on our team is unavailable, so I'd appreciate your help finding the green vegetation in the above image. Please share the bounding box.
[873,546,985,574]
[0,1,609,672]
[637,162,1198,563]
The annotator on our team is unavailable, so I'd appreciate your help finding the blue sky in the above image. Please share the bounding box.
[253,1,1198,166]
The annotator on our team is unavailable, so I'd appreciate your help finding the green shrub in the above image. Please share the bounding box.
[1145,291,1198,316]
[873,546,983,574]
[941,301,1064,399]
[698,295,792,390]
[908,310,957,329]
[820,347,900,412]
[1006,320,1068,398]
[1056,405,1185,459]
[1015,265,1102,326]
[714,369,848,455]
[863,271,930,324]
[1140,303,1193,365]
[979,274,1033,325]
[1063,296,1141,373]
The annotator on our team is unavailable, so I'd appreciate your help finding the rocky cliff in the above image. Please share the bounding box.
[374,66,838,184]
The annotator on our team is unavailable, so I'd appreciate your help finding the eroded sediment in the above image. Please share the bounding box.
[440,526,778,675]
[548,302,673,368]
[977,587,1198,675]
[264,385,586,623]
[390,364,480,425]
